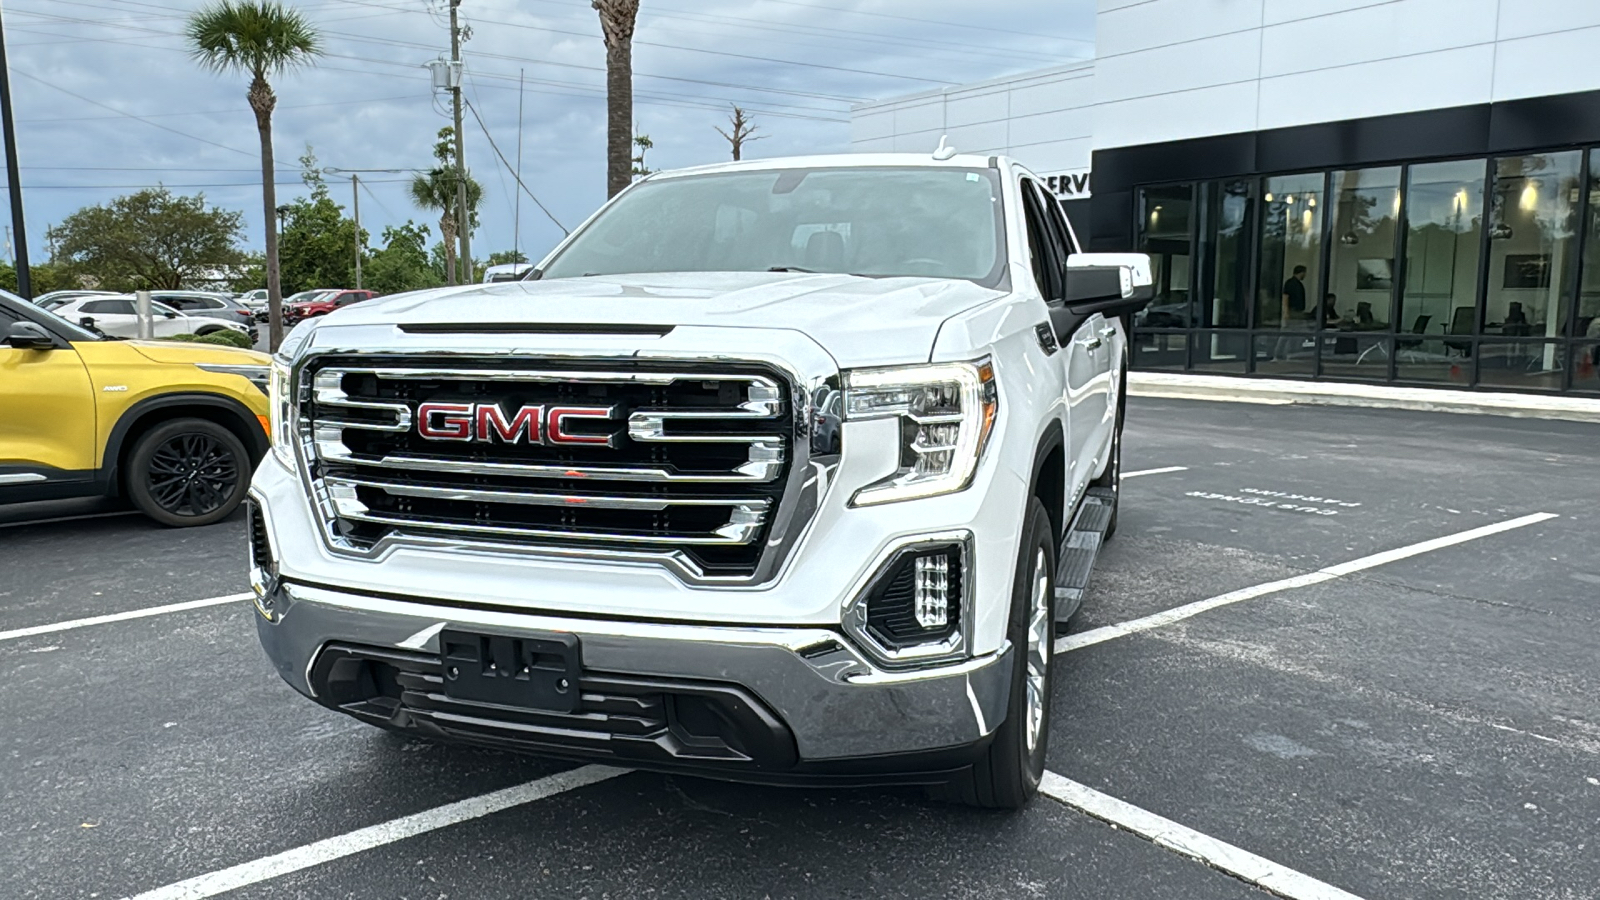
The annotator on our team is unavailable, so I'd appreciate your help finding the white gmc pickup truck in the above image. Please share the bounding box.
[248,151,1151,808]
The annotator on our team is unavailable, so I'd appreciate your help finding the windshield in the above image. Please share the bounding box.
[0,289,102,341]
[540,166,1007,285]
[287,290,333,304]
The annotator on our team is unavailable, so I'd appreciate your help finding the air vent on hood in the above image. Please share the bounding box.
[399,323,674,337]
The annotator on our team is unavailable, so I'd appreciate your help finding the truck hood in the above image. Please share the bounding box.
[317,272,1006,368]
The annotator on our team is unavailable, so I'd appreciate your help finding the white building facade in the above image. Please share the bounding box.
[852,0,1600,395]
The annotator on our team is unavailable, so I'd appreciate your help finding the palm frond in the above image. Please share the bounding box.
[187,1,322,77]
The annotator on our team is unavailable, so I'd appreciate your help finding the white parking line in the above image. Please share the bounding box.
[0,593,251,643]
[1123,466,1187,478]
[1040,771,1366,900]
[1055,512,1558,654]
[120,765,629,900]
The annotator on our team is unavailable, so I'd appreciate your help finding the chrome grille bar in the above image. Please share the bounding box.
[325,475,772,512]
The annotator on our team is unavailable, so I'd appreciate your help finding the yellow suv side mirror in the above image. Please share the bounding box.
[5,321,56,350]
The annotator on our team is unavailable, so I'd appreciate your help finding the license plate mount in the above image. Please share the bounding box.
[439,630,582,713]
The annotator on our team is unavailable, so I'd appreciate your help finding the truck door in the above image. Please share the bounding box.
[1040,186,1115,464]
[1019,178,1093,501]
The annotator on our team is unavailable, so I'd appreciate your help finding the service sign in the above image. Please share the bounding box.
[1044,170,1092,200]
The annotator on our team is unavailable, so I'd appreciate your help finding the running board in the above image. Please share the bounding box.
[1054,487,1116,622]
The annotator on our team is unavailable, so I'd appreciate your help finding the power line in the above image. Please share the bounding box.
[18,94,418,124]
[22,178,414,189]
[320,0,959,86]
[9,68,258,158]
[463,96,567,236]
[755,0,1093,43]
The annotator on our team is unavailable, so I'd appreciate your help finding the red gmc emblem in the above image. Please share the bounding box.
[416,402,616,447]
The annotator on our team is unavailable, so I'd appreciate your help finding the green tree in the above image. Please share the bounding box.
[47,188,245,291]
[365,221,442,295]
[408,127,482,286]
[276,147,362,293]
[486,250,529,266]
[0,262,73,295]
[631,133,653,179]
[187,0,322,351]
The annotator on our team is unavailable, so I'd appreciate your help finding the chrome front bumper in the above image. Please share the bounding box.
[255,580,1013,765]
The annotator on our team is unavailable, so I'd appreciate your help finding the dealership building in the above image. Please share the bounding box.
[852,0,1600,394]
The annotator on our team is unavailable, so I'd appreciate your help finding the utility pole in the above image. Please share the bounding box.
[449,0,472,284]
[0,5,32,299]
[351,173,362,290]
[324,166,419,290]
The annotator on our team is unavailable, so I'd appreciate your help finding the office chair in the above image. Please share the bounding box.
[1396,314,1432,351]
[1444,306,1475,356]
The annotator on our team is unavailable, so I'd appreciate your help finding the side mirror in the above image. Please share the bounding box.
[5,320,57,350]
[1063,253,1155,317]
[79,316,96,330]
[163,311,179,319]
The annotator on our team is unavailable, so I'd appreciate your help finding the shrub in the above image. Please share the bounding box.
[162,330,254,350]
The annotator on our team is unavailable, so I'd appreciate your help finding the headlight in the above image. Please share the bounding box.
[268,360,296,468]
[194,363,269,394]
[844,359,997,506]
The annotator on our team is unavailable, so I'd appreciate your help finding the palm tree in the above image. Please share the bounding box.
[409,127,482,285]
[592,0,640,198]
[187,1,321,351]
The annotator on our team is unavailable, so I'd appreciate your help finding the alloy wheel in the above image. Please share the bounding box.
[146,433,239,517]
[1024,547,1051,753]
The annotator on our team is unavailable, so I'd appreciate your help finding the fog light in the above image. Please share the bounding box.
[843,536,970,668]
[914,553,950,629]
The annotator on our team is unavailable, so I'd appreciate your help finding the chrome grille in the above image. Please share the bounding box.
[299,357,795,578]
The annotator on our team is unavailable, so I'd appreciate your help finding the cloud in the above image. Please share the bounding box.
[5,0,1092,267]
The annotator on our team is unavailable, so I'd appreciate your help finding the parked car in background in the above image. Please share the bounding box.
[482,263,532,283]
[237,289,269,314]
[50,295,255,342]
[0,289,269,526]
[283,289,375,324]
[33,290,116,311]
[153,291,259,333]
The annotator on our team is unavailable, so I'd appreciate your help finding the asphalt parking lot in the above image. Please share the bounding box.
[3,397,1598,900]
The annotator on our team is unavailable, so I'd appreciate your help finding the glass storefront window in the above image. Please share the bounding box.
[1257,173,1325,330]
[1574,150,1600,347]
[1327,167,1402,336]
[1318,334,1392,382]
[1253,334,1316,378]
[1199,180,1253,328]
[1477,340,1564,391]
[1485,152,1581,342]
[1400,159,1485,356]
[1136,184,1196,329]
[1133,332,1187,370]
[1190,330,1249,373]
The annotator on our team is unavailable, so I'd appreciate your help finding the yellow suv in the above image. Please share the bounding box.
[0,290,271,526]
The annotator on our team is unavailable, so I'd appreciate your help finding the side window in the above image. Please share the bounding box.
[0,304,20,329]
[82,299,132,314]
[1040,187,1079,258]
[1019,179,1065,302]
[336,293,358,306]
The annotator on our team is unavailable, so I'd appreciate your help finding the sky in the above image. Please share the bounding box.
[2,0,1093,269]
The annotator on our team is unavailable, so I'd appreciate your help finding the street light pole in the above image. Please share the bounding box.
[0,6,32,299]
[351,173,362,290]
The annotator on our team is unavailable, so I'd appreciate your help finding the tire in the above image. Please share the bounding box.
[934,497,1056,809]
[126,418,251,527]
[1091,349,1128,539]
